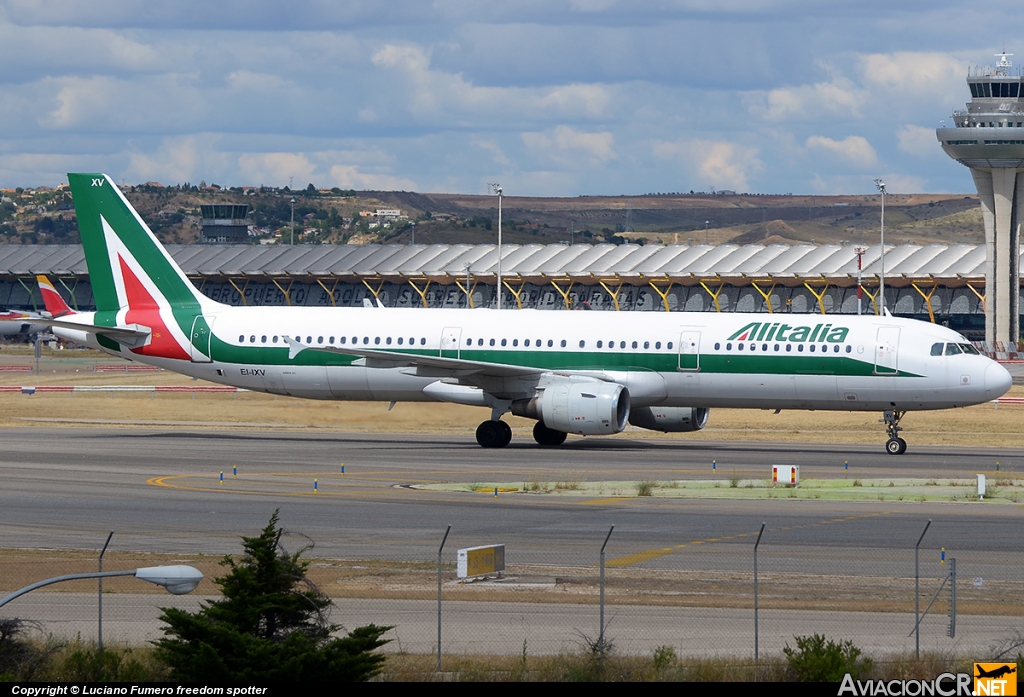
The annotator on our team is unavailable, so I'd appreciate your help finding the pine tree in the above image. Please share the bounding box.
[155,511,390,682]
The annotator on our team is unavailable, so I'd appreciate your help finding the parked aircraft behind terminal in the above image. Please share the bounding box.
[0,310,48,338]
[37,173,1013,453]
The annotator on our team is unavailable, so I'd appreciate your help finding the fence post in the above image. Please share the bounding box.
[754,522,765,669]
[98,531,113,654]
[436,524,451,673]
[948,558,956,638]
[599,525,614,652]
[914,519,932,658]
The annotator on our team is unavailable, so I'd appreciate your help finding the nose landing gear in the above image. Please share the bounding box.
[882,410,907,455]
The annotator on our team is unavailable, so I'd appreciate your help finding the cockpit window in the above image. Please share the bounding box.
[959,343,980,355]
[944,343,962,356]
[930,343,943,356]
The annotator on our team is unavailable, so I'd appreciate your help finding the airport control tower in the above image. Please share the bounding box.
[937,51,1023,344]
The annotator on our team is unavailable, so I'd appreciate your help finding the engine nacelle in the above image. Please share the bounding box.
[628,406,709,433]
[512,380,630,436]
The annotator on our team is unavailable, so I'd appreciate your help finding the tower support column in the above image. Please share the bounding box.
[970,168,1021,344]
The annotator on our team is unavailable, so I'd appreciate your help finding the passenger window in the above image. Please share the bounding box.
[632,341,638,349]
[524,339,530,347]
[726,342,732,350]
[490,338,495,346]
[786,344,792,352]
[833,345,839,353]
[548,339,554,347]
[579,340,585,348]
[762,343,767,351]
[656,342,662,349]
[342,337,348,344]
[501,339,507,347]
[420,338,426,345]
[798,345,804,352]
[561,340,566,347]
[620,341,626,349]
[597,341,603,348]
[273,336,279,344]
[845,345,851,353]
[317,336,323,344]
[250,335,256,343]
[513,339,519,347]
[363,337,369,344]
[667,342,673,349]
[239,335,244,342]
[644,341,649,349]
[715,342,721,350]
[738,343,744,350]
[386,337,392,345]
[329,336,335,344]
[773,344,779,352]
[478,338,484,346]
[930,342,943,356]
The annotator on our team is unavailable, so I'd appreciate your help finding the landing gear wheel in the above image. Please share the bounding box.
[533,421,567,446]
[476,420,511,448]
[881,410,908,455]
[497,420,513,448]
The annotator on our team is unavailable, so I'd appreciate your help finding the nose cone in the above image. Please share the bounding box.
[985,361,1013,400]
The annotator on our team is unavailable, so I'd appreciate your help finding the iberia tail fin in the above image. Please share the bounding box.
[36,275,74,317]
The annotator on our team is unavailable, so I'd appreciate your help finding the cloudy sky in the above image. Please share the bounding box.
[0,1,1016,195]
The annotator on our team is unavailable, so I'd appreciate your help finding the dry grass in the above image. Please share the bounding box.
[2,348,1022,445]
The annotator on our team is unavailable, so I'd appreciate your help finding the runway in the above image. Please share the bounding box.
[3,427,1023,657]
[1,426,1021,559]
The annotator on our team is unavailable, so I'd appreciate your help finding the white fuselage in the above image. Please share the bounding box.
[52,305,1012,413]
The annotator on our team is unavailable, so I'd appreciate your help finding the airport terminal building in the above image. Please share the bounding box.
[1,241,1021,349]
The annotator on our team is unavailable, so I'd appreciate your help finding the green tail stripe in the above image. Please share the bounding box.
[68,173,202,314]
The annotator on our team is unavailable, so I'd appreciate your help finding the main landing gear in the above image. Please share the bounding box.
[883,410,907,455]
[476,420,512,448]
[532,421,567,446]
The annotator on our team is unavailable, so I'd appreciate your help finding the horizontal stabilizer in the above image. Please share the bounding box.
[33,317,152,348]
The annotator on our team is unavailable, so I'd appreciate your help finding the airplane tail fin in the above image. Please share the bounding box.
[36,275,74,317]
[67,173,212,314]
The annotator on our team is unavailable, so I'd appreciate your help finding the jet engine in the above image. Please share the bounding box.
[512,379,630,435]
[628,406,709,433]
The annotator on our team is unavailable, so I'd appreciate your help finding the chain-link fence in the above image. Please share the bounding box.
[4,518,1021,664]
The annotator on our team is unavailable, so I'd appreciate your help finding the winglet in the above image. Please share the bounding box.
[37,275,74,318]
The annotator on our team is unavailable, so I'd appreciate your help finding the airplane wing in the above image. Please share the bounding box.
[283,337,543,378]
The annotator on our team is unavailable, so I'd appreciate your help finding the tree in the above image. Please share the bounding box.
[154,511,391,682]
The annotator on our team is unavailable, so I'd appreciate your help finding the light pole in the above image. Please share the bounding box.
[410,221,416,245]
[705,220,710,245]
[290,197,296,245]
[0,565,204,610]
[874,179,886,315]
[489,183,503,309]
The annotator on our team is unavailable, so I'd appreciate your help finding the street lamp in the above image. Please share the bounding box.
[290,197,296,245]
[705,220,710,245]
[873,178,886,315]
[489,183,503,309]
[0,565,204,609]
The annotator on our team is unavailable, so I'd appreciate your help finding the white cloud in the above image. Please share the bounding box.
[370,42,611,120]
[124,135,230,184]
[896,124,940,157]
[747,76,869,122]
[237,152,318,187]
[522,126,616,166]
[805,135,878,168]
[226,71,291,92]
[859,52,964,95]
[472,138,510,166]
[878,174,927,194]
[328,164,417,191]
[653,139,763,191]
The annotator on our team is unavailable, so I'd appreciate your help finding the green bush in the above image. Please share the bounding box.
[783,634,873,682]
[155,511,391,682]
